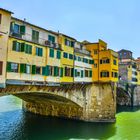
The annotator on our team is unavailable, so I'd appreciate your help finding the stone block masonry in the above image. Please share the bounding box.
[19,83,116,122]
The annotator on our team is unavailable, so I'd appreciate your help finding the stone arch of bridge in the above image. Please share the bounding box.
[13,91,83,108]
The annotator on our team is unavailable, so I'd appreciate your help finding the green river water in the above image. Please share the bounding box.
[0,95,140,140]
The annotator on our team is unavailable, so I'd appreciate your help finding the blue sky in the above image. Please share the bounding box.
[1,0,140,58]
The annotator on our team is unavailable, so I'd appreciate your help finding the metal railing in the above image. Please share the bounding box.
[10,31,61,49]
[74,48,90,55]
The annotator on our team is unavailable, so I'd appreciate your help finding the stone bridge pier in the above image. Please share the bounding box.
[0,83,116,122]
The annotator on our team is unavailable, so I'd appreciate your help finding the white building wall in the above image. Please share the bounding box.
[74,54,93,83]
[11,18,58,46]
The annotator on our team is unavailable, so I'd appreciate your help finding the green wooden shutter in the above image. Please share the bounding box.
[50,49,54,57]
[52,36,55,43]
[40,48,43,56]
[10,22,14,32]
[56,68,58,76]
[81,70,84,78]
[25,44,28,53]
[29,45,32,54]
[20,64,26,73]
[42,67,46,76]
[7,62,11,72]
[13,41,17,51]
[57,51,61,59]
[36,31,39,41]
[32,30,35,40]
[32,65,36,74]
[21,43,25,52]
[71,68,74,77]
[20,25,26,35]
[60,67,63,77]
[90,70,92,77]
[46,65,50,76]
[54,66,57,76]
[75,69,77,77]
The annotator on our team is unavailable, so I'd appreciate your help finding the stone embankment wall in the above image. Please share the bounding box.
[133,86,140,106]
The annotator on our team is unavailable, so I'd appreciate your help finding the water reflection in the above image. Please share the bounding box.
[117,105,140,113]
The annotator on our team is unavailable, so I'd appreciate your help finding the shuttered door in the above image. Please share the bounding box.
[75,69,77,77]
[54,66,58,77]
[20,64,26,73]
[7,62,11,72]
[60,68,63,77]
[46,65,50,76]
[21,43,25,52]
[42,67,46,76]
[32,65,36,74]
[81,70,84,78]
[20,25,26,35]
[0,61,3,75]
[13,41,17,51]
[89,70,92,77]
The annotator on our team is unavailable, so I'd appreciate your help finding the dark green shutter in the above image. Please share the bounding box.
[21,43,25,52]
[52,36,55,43]
[42,67,46,76]
[7,62,11,72]
[29,45,32,54]
[75,69,77,77]
[13,41,17,51]
[71,41,74,47]
[32,65,36,74]
[40,48,43,56]
[20,25,26,35]
[57,51,61,59]
[32,30,35,40]
[20,64,26,73]
[36,32,39,41]
[60,67,63,77]
[25,44,28,53]
[71,68,74,77]
[54,66,57,77]
[46,65,50,76]
[90,70,92,77]
[50,49,54,57]
[10,22,14,32]
[81,70,84,78]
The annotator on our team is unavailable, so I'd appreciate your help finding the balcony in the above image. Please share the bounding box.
[10,32,22,38]
[74,48,90,56]
[10,32,61,50]
[44,40,61,49]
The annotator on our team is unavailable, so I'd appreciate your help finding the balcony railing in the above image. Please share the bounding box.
[10,32,22,38]
[74,48,90,55]
[44,40,61,49]
[10,31,61,49]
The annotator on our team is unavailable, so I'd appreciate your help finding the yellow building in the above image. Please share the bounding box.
[58,34,75,83]
[84,39,118,83]
[0,8,13,88]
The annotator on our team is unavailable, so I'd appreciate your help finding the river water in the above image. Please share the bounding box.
[0,95,140,140]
